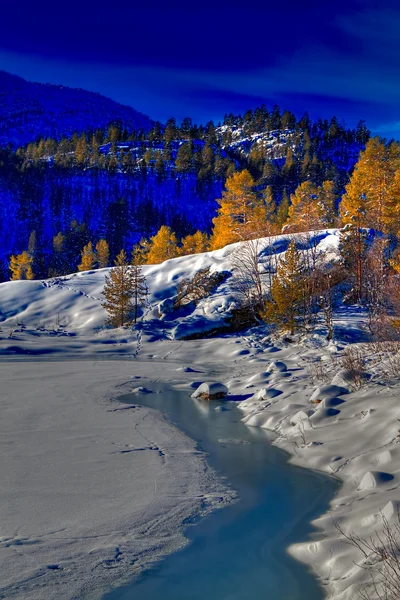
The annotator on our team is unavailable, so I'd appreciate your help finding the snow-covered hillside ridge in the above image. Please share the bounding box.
[0,229,341,345]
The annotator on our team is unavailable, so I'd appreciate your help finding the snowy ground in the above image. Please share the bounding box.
[1,230,399,600]
[0,360,234,600]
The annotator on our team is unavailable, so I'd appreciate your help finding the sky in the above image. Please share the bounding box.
[1,0,400,137]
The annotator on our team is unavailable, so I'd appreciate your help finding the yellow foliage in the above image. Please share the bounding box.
[179,231,209,256]
[95,239,110,269]
[78,241,96,272]
[262,241,307,334]
[9,251,34,280]
[131,238,150,265]
[210,170,268,250]
[285,180,336,233]
[147,226,178,264]
[340,137,400,232]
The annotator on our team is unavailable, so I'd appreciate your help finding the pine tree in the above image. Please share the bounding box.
[102,250,136,327]
[198,144,215,181]
[95,239,110,269]
[49,232,69,277]
[10,251,34,280]
[147,226,178,264]
[175,141,194,172]
[164,118,178,143]
[27,230,45,278]
[263,241,307,334]
[78,241,96,272]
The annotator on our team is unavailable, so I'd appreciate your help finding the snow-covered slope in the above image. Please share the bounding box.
[2,228,399,600]
[0,229,341,348]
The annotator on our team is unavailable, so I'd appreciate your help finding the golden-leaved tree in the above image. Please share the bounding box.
[95,239,110,269]
[10,251,34,280]
[285,180,337,233]
[147,226,178,264]
[102,250,136,327]
[78,241,96,271]
[131,238,150,265]
[210,170,266,250]
[340,137,400,232]
[263,241,307,334]
[179,231,209,256]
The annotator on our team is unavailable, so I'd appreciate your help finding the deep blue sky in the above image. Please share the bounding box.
[1,0,400,137]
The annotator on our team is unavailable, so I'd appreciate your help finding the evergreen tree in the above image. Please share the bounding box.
[204,121,217,145]
[164,118,178,143]
[175,141,194,173]
[65,221,90,272]
[263,241,307,334]
[49,232,69,277]
[27,230,45,278]
[102,250,136,327]
[355,120,370,144]
[78,241,96,272]
[147,226,178,264]
[95,239,110,269]
[198,144,215,181]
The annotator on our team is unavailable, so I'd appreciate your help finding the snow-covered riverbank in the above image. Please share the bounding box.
[1,230,399,600]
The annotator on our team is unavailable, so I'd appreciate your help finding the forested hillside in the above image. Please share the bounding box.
[0,92,371,280]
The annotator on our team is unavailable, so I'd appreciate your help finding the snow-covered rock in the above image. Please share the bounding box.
[191,382,229,400]
[310,384,349,403]
[267,360,288,373]
[358,471,394,491]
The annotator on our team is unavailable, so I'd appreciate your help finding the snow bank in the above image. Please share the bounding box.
[0,229,341,343]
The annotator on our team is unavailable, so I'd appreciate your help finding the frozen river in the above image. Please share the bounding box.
[105,384,338,600]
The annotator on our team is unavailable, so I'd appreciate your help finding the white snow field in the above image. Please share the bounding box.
[1,229,399,600]
[0,361,234,600]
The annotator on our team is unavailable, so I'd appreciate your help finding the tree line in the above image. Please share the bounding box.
[75,134,400,338]
[0,104,369,277]
[9,136,400,288]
